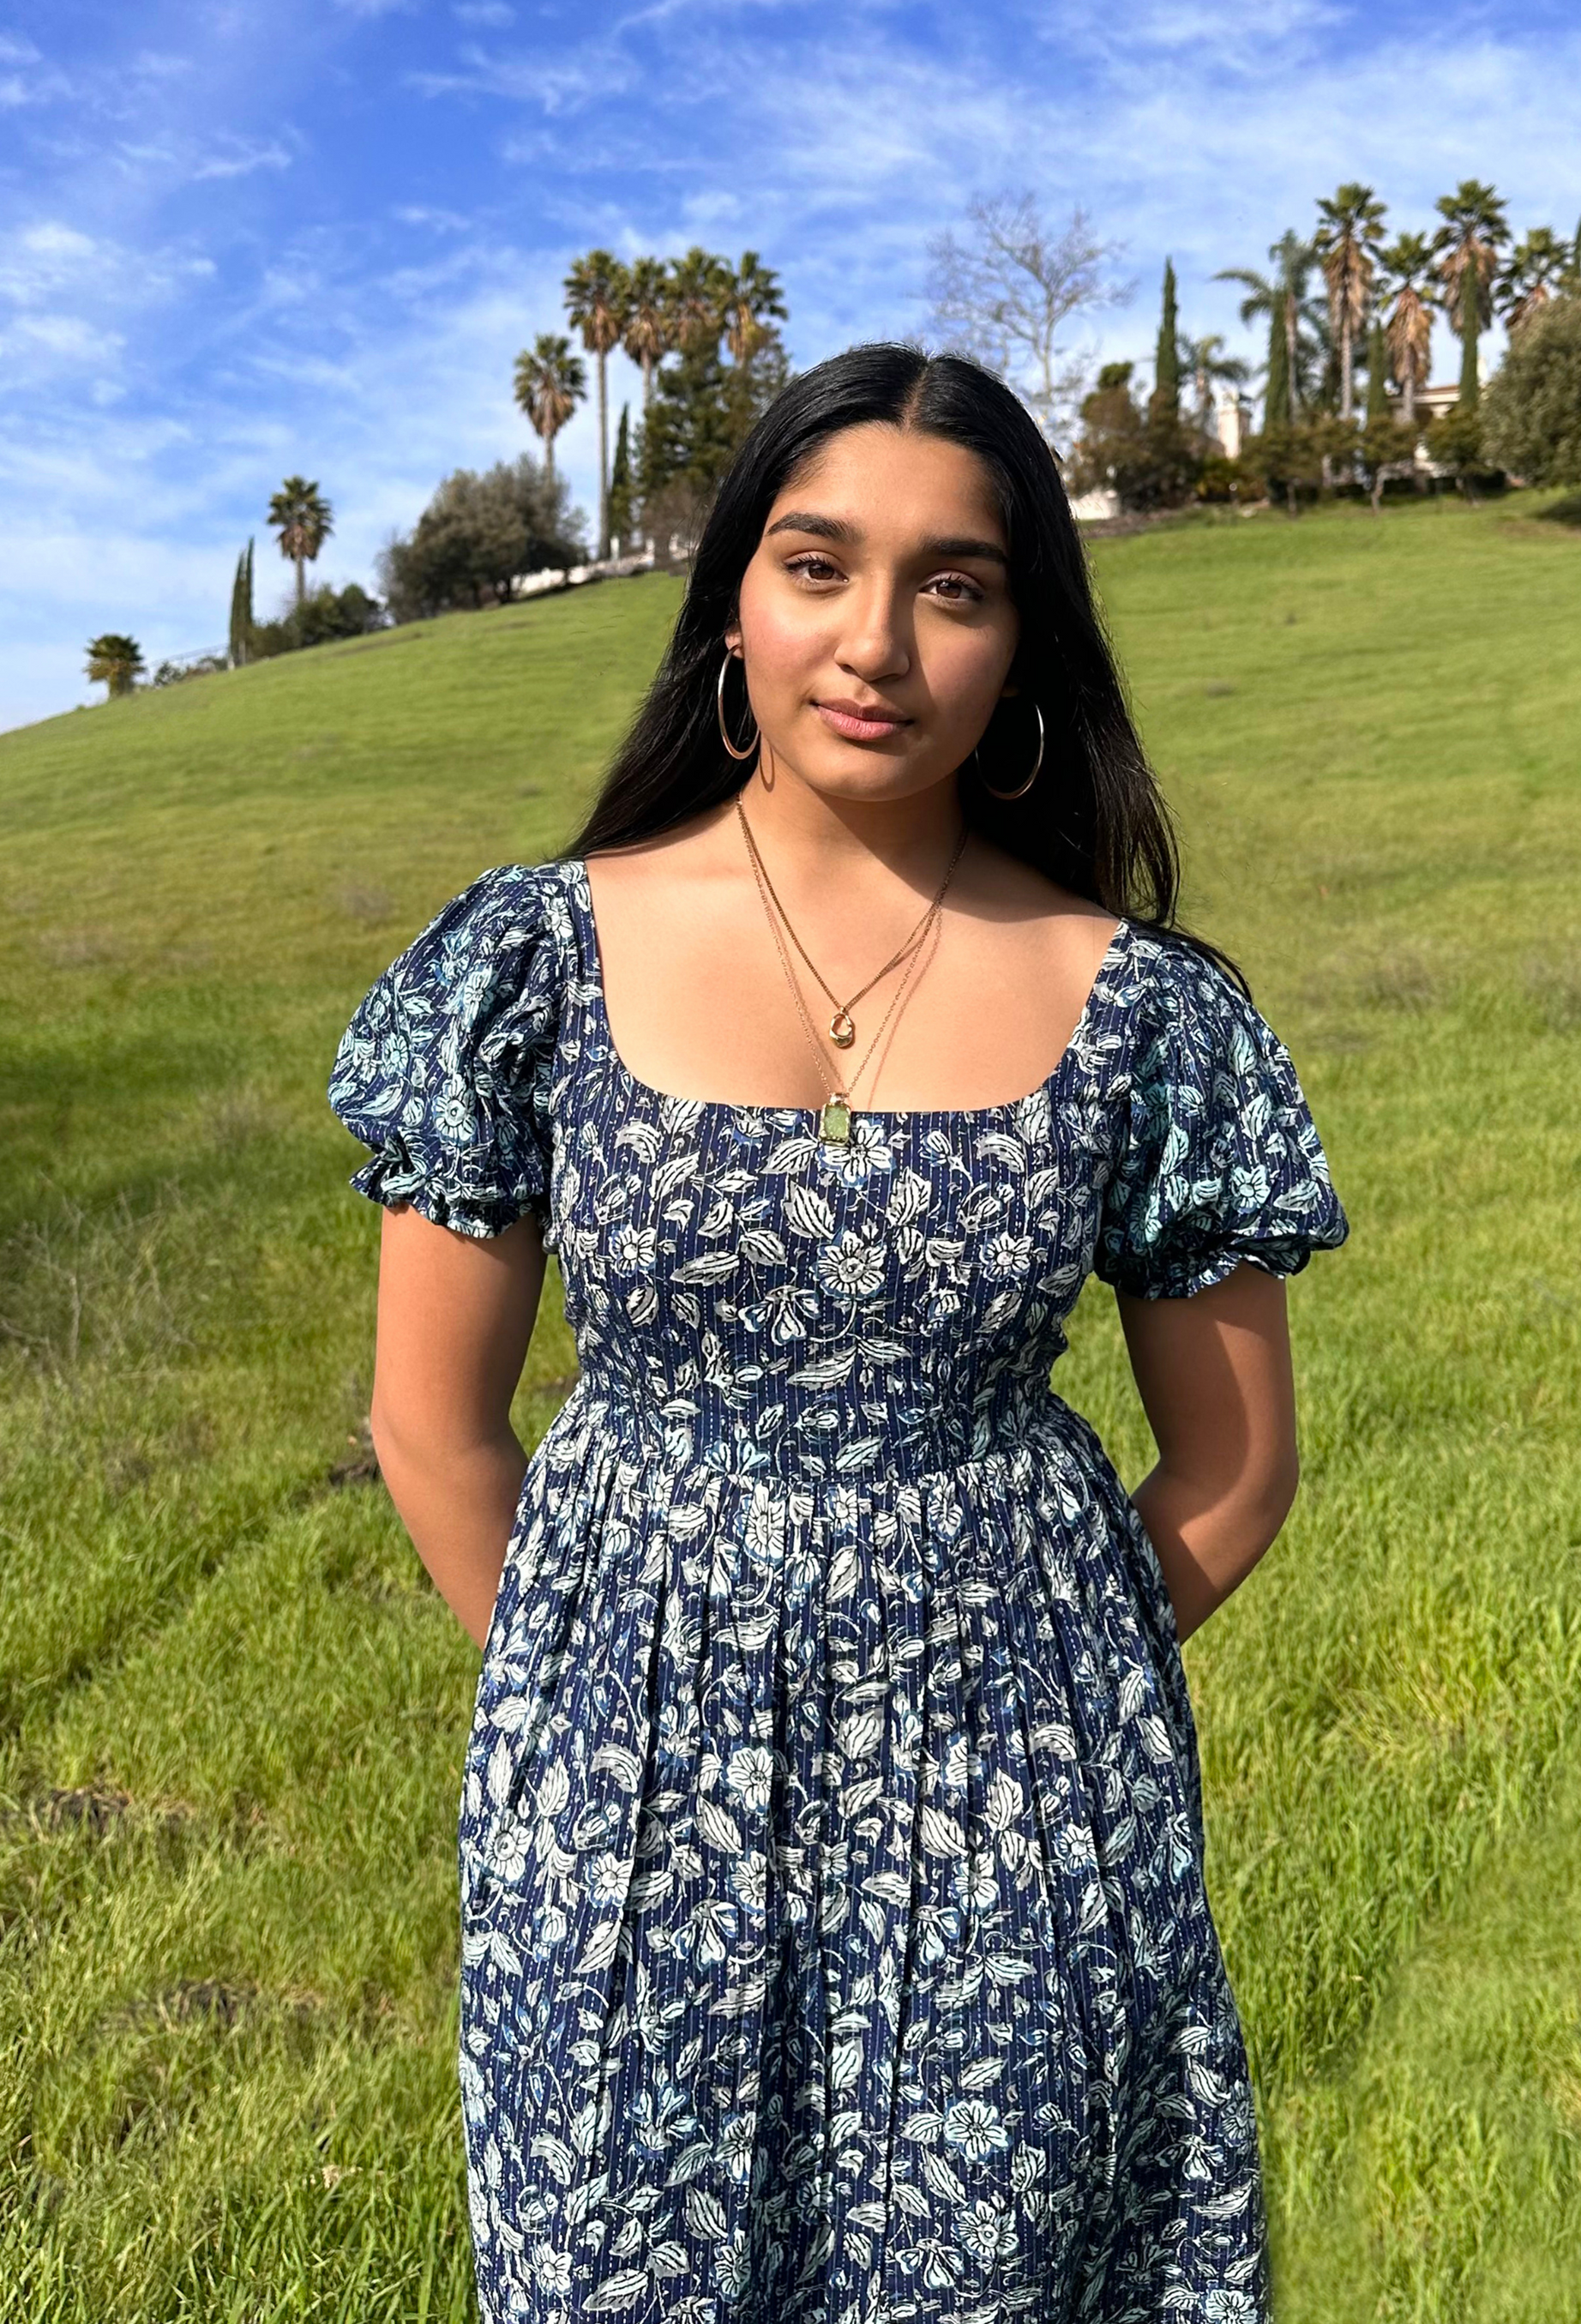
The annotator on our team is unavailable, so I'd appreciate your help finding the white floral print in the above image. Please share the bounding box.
[328,855,1350,2322]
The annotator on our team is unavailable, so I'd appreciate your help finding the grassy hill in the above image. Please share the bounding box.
[3,499,1579,2321]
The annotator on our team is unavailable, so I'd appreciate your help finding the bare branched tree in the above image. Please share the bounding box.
[925,192,1133,447]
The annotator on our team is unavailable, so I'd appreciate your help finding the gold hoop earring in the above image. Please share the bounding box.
[717,650,759,763]
[974,700,1044,801]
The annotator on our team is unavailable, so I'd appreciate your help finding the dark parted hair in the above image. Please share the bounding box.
[565,340,1247,995]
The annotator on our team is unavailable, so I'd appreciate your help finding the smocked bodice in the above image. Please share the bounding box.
[328,852,1347,1494]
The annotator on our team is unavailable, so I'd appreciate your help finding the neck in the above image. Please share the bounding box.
[733,752,966,894]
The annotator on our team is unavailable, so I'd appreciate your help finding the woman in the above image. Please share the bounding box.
[329,342,1349,2321]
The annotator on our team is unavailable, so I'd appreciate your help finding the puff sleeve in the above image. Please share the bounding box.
[1095,937,1350,1300]
[326,864,565,1240]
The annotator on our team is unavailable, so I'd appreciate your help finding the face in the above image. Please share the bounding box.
[724,422,1019,804]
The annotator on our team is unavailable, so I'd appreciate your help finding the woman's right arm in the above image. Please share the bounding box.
[369,1202,547,1650]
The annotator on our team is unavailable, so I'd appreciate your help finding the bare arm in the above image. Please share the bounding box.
[370,1202,548,1650]
[1115,1262,1301,1647]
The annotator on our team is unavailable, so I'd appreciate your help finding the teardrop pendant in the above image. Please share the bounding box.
[819,1096,852,1144]
[828,1008,856,1050]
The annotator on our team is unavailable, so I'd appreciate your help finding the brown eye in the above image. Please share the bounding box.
[926,572,985,604]
[787,553,841,582]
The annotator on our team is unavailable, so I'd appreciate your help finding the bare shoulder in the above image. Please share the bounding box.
[582,808,733,900]
[955,837,1121,965]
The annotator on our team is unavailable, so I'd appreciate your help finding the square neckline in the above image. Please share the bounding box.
[562,855,1136,1128]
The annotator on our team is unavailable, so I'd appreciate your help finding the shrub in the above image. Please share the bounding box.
[249,583,388,660]
[1425,401,1503,499]
[376,456,583,623]
[1067,364,1205,512]
[1194,454,1242,503]
[1482,298,1581,485]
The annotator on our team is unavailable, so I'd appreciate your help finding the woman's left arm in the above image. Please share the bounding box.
[1115,1262,1301,1646]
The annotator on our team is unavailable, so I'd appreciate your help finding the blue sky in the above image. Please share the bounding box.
[2,0,1575,732]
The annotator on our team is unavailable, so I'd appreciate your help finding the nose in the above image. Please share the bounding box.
[836,575,911,688]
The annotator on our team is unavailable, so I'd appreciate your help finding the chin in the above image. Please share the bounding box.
[790,738,948,804]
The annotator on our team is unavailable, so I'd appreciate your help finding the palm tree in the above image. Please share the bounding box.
[563,250,628,557]
[85,633,145,698]
[1495,227,1570,337]
[513,333,586,480]
[621,257,672,411]
[1433,179,1509,407]
[1180,333,1249,433]
[721,250,786,366]
[1314,183,1387,422]
[268,477,334,608]
[1217,231,1321,430]
[666,246,730,354]
[1378,233,1434,426]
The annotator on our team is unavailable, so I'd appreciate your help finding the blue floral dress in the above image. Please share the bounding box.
[328,856,1349,2324]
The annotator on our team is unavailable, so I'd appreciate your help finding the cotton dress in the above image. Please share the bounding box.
[328,856,1349,2324]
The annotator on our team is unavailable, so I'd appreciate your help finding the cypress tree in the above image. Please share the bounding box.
[1264,303,1290,430]
[1365,320,1390,423]
[608,405,633,551]
[1153,259,1181,416]
[227,538,255,667]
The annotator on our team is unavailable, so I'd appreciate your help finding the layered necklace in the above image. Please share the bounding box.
[735,793,969,1145]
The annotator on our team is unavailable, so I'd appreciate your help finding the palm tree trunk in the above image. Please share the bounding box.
[1340,322,1354,423]
[642,353,652,410]
[1284,293,1300,413]
[295,555,305,609]
[597,351,610,559]
[1459,301,1480,408]
[544,434,556,484]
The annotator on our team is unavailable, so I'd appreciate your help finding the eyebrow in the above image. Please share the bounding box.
[765,511,1008,567]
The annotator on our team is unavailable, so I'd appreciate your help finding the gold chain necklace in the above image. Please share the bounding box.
[737,805,967,1144]
[735,795,959,1049]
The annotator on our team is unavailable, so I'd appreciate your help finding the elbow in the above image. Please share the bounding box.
[1254,1445,1301,1541]
[369,1388,426,1472]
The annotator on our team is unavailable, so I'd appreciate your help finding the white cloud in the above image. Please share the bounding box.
[411,36,639,112]
[0,313,124,367]
[394,204,474,232]
[191,135,293,180]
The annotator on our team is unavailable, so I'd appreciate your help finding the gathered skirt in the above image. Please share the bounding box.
[454,1382,1271,2324]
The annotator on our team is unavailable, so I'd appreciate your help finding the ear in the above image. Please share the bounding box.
[723,623,743,656]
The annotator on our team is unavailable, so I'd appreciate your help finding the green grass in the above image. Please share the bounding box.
[3,498,1579,2319]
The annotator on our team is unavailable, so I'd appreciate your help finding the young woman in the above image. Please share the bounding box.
[329,342,1349,2321]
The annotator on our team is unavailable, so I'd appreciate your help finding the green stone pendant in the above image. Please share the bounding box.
[819,1097,851,1145]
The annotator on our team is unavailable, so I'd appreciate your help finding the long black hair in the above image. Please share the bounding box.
[566,340,1246,994]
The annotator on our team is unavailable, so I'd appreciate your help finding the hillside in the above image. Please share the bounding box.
[3,505,1580,2320]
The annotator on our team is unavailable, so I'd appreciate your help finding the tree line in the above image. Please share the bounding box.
[81,184,1581,701]
[369,244,790,625]
[82,239,792,695]
[1068,178,1581,515]
[510,244,788,560]
[86,475,381,699]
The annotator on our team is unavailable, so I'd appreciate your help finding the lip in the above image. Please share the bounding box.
[813,697,913,743]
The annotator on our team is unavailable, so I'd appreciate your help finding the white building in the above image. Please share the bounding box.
[1213,392,1255,460]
